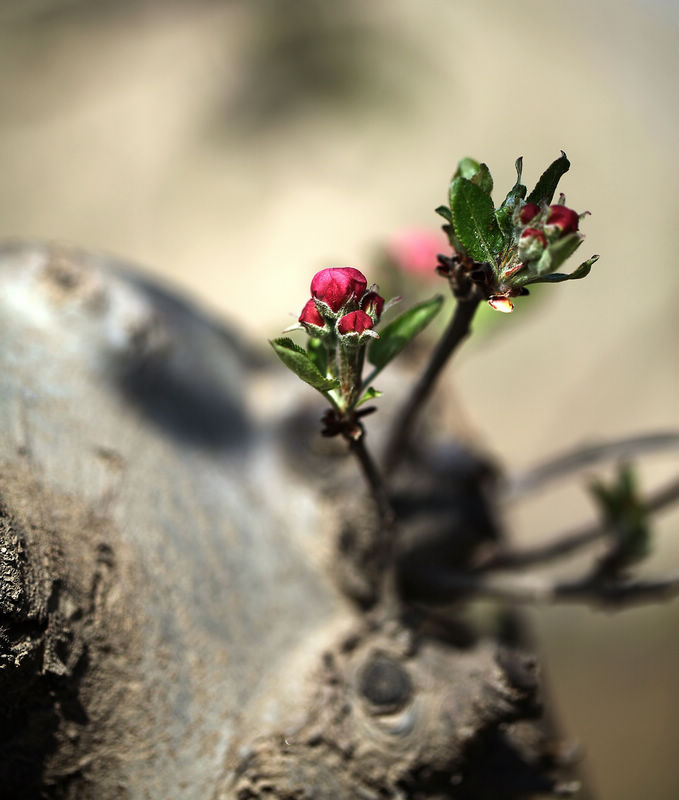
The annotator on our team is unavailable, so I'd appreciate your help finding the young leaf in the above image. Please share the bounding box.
[454,157,482,181]
[522,254,598,285]
[307,337,327,376]
[435,204,453,224]
[470,162,493,195]
[270,338,339,392]
[526,151,570,205]
[356,386,383,408]
[368,295,444,372]
[452,158,493,195]
[495,156,527,239]
[450,177,504,263]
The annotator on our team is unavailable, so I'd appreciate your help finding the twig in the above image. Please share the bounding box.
[503,431,679,501]
[346,434,396,531]
[344,429,399,614]
[477,473,679,572]
[383,292,481,473]
[416,570,679,609]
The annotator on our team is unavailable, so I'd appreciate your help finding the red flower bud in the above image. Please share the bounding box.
[545,205,579,235]
[520,203,540,225]
[337,310,374,335]
[311,267,368,313]
[298,299,326,329]
[360,291,385,321]
[519,227,547,248]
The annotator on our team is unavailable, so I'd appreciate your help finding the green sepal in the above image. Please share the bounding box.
[435,204,453,224]
[450,177,504,263]
[495,157,527,240]
[356,386,383,408]
[521,254,598,285]
[526,151,570,205]
[534,232,583,275]
[306,337,328,376]
[270,337,339,393]
[368,295,444,372]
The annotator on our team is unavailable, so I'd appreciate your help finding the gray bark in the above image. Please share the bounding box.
[0,241,574,798]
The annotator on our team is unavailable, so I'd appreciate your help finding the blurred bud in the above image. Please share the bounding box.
[518,227,548,261]
[311,267,368,313]
[519,203,541,225]
[385,229,448,277]
[361,290,385,322]
[298,299,327,332]
[545,205,579,236]
[337,309,375,335]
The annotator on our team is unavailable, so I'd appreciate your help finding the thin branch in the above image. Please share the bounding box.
[345,430,399,615]
[383,292,481,473]
[503,431,679,501]
[347,434,395,531]
[477,473,679,572]
[417,570,679,609]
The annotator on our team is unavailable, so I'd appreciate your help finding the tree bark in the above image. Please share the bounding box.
[0,241,578,798]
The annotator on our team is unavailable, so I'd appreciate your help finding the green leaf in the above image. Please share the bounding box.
[450,177,504,262]
[452,158,493,195]
[526,151,570,205]
[270,338,339,393]
[356,386,383,408]
[495,157,527,239]
[470,162,493,195]
[306,337,327,376]
[522,254,598,285]
[435,204,453,224]
[454,157,482,181]
[368,295,444,371]
[590,464,651,572]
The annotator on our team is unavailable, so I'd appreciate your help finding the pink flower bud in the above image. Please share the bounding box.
[337,310,374,335]
[545,205,579,235]
[311,267,368,313]
[520,227,547,247]
[298,299,326,330]
[360,291,385,322]
[520,203,540,225]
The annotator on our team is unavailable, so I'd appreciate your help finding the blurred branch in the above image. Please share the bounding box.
[477,473,679,572]
[419,570,679,609]
[502,431,679,501]
[383,292,481,473]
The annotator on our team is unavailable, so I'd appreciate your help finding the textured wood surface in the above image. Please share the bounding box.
[0,241,563,799]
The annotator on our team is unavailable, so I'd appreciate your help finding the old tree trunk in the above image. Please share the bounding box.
[0,241,576,799]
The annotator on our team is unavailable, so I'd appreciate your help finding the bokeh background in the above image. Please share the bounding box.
[1,1,678,797]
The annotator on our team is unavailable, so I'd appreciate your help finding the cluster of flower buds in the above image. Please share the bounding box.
[292,267,389,413]
[437,153,597,313]
[488,196,588,312]
[299,267,385,343]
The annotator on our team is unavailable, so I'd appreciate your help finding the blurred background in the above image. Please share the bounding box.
[0,0,677,797]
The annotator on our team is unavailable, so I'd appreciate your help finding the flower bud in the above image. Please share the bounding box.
[360,291,385,322]
[519,203,541,225]
[298,299,327,332]
[518,227,547,261]
[545,205,579,236]
[311,267,368,313]
[337,309,374,335]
